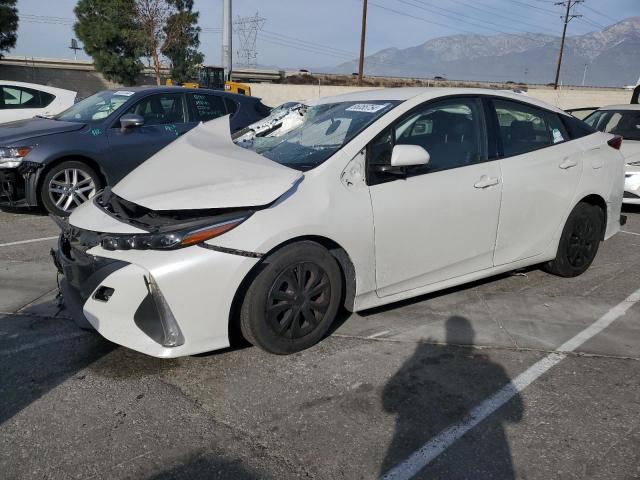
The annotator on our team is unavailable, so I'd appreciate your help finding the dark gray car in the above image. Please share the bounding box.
[0,86,270,216]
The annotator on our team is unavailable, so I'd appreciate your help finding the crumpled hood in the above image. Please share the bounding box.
[112,115,303,210]
[0,117,85,145]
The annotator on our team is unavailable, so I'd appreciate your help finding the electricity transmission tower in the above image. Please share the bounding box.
[553,0,583,90]
[233,13,266,68]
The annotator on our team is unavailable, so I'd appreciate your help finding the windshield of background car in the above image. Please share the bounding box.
[585,109,640,141]
[55,90,134,123]
[234,101,400,171]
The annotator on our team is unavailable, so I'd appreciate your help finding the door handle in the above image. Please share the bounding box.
[559,158,577,169]
[474,175,500,189]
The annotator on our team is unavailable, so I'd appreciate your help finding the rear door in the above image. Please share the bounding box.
[492,98,583,265]
[106,92,195,182]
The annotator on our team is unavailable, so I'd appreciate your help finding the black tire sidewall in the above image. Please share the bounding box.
[40,161,101,217]
[549,203,602,277]
[240,242,343,354]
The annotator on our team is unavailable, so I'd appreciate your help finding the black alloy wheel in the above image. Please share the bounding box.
[266,262,331,339]
[240,241,343,354]
[544,202,603,277]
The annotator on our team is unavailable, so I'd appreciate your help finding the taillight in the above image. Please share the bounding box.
[607,135,622,150]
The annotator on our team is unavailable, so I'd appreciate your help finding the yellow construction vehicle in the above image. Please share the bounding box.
[165,66,251,96]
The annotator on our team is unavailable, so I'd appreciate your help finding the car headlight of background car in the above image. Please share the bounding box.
[100,215,251,251]
[0,146,34,168]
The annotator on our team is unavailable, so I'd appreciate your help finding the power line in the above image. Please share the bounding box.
[581,3,619,23]
[442,0,560,36]
[401,0,555,37]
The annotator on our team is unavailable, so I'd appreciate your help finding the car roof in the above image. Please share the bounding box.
[105,86,258,101]
[596,104,640,111]
[314,87,566,114]
[0,80,76,95]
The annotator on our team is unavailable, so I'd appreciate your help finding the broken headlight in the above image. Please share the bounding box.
[0,146,33,169]
[100,215,250,251]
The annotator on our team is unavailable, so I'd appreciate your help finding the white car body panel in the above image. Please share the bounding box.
[0,80,76,123]
[622,140,640,204]
[494,137,585,265]
[64,87,624,357]
[81,245,259,357]
[585,104,640,204]
[370,161,502,296]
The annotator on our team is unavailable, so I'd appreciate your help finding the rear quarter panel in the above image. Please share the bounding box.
[573,132,624,239]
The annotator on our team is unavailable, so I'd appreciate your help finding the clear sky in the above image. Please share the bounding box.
[11,0,640,69]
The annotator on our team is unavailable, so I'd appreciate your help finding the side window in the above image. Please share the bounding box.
[191,94,226,122]
[1,86,52,109]
[493,99,551,157]
[367,98,485,183]
[545,112,569,145]
[395,98,485,173]
[124,94,186,125]
[224,98,238,116]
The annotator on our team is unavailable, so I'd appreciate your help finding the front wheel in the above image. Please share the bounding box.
[240,241,343,354]
[543,202,603,277]
[40,161,101,217]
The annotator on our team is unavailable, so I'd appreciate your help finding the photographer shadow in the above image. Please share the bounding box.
[380,316,523,479]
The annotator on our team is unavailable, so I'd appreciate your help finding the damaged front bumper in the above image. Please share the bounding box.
[0,162,43,208]
[52,219,261,358]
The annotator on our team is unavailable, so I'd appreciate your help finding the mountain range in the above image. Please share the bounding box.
[329,17,640,87]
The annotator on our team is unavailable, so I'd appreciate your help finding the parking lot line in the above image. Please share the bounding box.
[0,236,58,248]
[380,286,640,480]
[621,230,640,237]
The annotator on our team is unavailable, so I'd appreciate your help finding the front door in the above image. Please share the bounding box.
[106,92,196,183]
[367,97,502,297]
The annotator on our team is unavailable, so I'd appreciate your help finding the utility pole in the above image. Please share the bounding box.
[358,0,368,86]
[553,0,583,90]
[222,0,233,81]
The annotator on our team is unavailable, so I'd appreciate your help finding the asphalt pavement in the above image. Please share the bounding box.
[1,205,639,480]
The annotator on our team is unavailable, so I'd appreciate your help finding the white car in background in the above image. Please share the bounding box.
[0,81,76,123]
[584,105,640,204]
[54,88,624,358]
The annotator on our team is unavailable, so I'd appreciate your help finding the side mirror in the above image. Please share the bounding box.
[120,113,144,132]
[391,144,430,167]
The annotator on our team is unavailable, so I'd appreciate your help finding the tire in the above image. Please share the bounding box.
[240,241,343,354]
[543,202,603,278]
[40,161,102,217]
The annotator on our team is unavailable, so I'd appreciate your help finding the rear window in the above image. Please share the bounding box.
[585,110,640,141]
[191,94,226,122]
[493,99,551,157]
[0,86,55,109]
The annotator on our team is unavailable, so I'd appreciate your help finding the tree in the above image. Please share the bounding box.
[74,0,143,85]
[162,0,204,84]
[134,0,171,85]
[0,0,18,57]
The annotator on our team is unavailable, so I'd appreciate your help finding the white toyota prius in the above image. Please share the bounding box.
[54,88,625,358]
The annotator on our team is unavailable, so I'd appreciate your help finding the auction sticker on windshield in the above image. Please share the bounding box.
[113,91,135,97]
[345,103,391,113]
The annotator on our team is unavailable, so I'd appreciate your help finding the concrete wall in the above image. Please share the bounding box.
[249,83,632,109]
[0,57,163,99]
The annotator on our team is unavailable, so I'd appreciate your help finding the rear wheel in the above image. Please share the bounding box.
[40,161,101,217]
[240,241,343,354]
[543,202,603,277]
